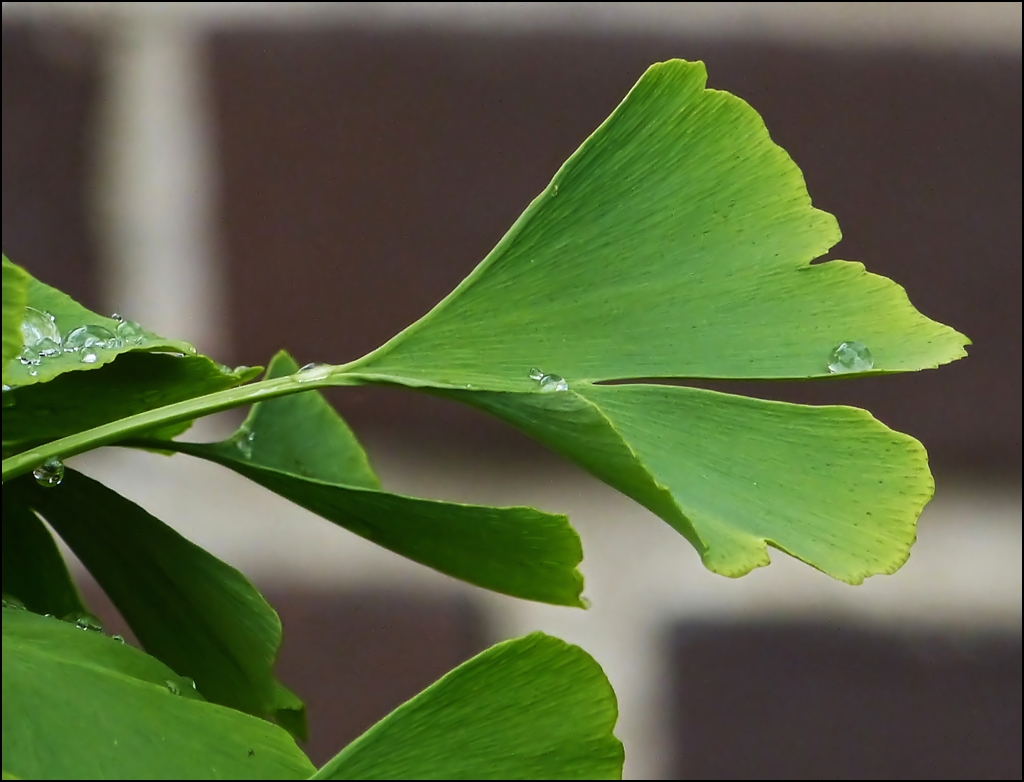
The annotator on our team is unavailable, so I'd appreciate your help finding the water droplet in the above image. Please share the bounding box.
[111,634,125,643]
[827,341,874,374]
[80,351,99,364]
[18,346,41,366]
[165,680,181,696]
[62,612,103,632]
[233,365,252,375]
[76,615,103,632]
[2,384,11,392]
[294,363,332,383]
[115,319,147,344]
[236,429,256,459]
[111,313,124,322]
[20,307,61,349]
[538,374,569,393]
[528,367,545,381]
[2,595,27,610]
[33,457,65,487]
[64,324,121,354]
[35,337,62,358]
[551,183,559,196]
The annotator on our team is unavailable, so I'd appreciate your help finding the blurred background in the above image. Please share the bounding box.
[2,2,1021,778]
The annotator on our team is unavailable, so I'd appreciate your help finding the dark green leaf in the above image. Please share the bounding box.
[12,470,306,737]
[2,490,86,617]
[315,632,623,780]
[2,608,314,780]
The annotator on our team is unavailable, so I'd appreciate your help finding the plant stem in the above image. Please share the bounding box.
[1,365,369,482]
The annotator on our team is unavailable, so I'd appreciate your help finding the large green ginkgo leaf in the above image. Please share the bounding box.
[2,608,314,780]
[315,633,623,780]
[358,60,966,388]
[343,59,968,582]
[9,470,306,738]
[143,353,585,607]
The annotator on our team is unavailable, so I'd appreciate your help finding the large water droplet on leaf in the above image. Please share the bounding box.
[539,374,569,393]
[33,458,64,487]
[827,341,874,374]
[20,307,61,349]
[165,680,181,695]
[18,347,41,366]
[64,324,120,354]
[294,363,332,383]
[115,318,147,344]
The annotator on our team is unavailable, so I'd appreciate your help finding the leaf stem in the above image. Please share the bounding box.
[1,364,368,482]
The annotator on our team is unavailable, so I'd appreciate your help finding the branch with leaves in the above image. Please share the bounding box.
[2,59,966,779]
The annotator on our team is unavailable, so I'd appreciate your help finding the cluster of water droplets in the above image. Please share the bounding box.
[827,341,874,374]
[15,308,152,373]
[529,367,569,393]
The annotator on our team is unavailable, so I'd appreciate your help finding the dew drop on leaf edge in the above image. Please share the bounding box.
[165,680,181,696]
[33,457,65,488]
[827,340,874,374]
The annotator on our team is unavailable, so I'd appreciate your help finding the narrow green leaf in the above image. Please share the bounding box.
[315,632,623,780]
[357,59,967,388]
[165,444,585,608]
[136,352,585,606]
[2,255,29,380]
[450,383,931,583]
[2,608,314,780]
[2,490,86,618]
[12,470,306,737]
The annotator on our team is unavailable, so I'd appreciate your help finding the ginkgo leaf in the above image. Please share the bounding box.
[315,633,623,780]
[10,471,307,739]
[2,608,314,780]
[356,60,967,390]
[447,383,930,582]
